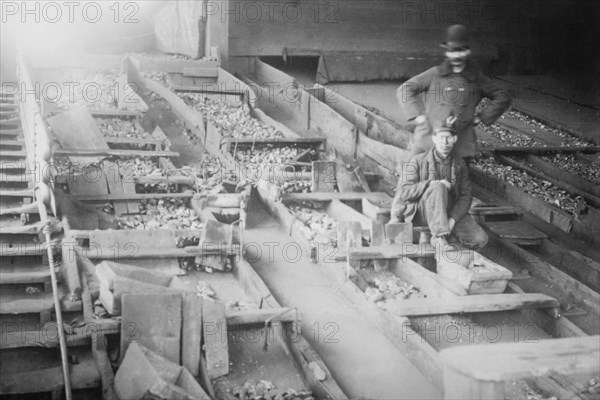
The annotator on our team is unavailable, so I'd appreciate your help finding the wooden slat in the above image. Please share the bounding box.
[47,106,109,165]
[483,145,600,153]
[0,293,81,314]
[312,161,337,192]
[348,244,436,260]
[0,354,100,394]
[224,137,325,148]
[282,191,391,202]
[485,220,547,246]
[54,148,179,157]
[83,245,239,260]
[75,192,194,201]
[103,161,128,216]
[203,300,229,379]
[0,149,26,158]
[0,188,33,197]
[387,293,559,317]
[224,307,296,326]
[440,335,600,382]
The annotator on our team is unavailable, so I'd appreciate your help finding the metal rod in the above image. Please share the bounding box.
[43,219,73,400]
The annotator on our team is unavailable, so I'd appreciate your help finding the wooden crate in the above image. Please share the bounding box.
[436,250,513,294]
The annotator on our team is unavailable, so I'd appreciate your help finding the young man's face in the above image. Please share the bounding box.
[445,48,471,68]
[432,130,457,157]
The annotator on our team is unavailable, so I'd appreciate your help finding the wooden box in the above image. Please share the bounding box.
[436,250,513,294]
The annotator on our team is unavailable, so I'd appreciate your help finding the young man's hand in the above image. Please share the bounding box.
[432,179,452,190]
[448,217,456,232]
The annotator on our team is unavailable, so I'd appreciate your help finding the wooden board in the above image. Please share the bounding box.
[202,300,229,379]
[440,335,600,382]
[485,220,547,246]
[181,294,203,377]
[312,161,337,192]
[282,191,391,202]
[0,353,101,394]
[348,244,435,260]
[120,292,182,364]
[46,106,109,165]
[103,161,128,215]
[387,293,559,317]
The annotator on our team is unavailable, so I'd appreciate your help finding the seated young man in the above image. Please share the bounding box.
[390,121,488,250]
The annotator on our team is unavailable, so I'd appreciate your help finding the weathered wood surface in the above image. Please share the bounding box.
[202,300,229,379]
[282,191,391,202]
[46,106,109,165]
[348,244,436,260]
[0,354,101,394]
[387,293,559,316]
[440,335,600,382]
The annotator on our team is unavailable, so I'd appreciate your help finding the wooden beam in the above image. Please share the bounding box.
[348,244,436,261]
[224,307,296,326]
[440,335,600,382]
[83,245,239,260]
[0,355,101,394]
[224,137,325,148]
[484,145,600,153]
[54,148,179,157]
[282,191,391,202]
[387,293,559,316]
[75,192,194,201]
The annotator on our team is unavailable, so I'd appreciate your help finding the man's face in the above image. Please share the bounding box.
[445,48,471,68]
[432,130,457,157]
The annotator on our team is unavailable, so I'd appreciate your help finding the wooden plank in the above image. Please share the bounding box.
[0,354,101,394]
[484,145,600,153]
[121,292,182,364]
[442,367,504,400]
[312,161,337,192]
[310,83,411,149]
[0,149,26,157]
[75,192,193,201]
[387,293,559,317]
[182,67,219,78]
[224,307,296,326]
[223,137,325,148]
[282,191,391,202]
[348,244,436,260]
[54,148,179,157]
[371,220,388,271]
[440,335,600,382]
[46,106,109,165]
[83,246,238,260]
[202,300,229,379]
[385,222,413,244]
[0,188,33,197]
[103,161,128,215]
[486,220,547,246]
[181,294,203,377]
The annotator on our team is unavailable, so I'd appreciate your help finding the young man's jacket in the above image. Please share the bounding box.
[394,148,472,222]
[397,60,511,158]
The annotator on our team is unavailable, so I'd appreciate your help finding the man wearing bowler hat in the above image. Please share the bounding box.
[397,24,512,161]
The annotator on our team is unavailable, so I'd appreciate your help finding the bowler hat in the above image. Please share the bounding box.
[440,25,469,50]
